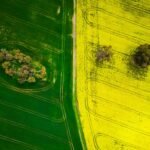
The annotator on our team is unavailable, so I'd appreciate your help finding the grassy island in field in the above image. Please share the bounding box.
[0,48,47,84]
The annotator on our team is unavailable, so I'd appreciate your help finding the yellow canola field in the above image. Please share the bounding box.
[76,0,150,149]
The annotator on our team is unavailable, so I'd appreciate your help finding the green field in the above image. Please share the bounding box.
[0,0,83,149]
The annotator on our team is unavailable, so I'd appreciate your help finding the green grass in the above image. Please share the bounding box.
[0,0,83,149]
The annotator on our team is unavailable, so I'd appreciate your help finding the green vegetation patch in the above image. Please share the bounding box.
[0,48,47,84]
